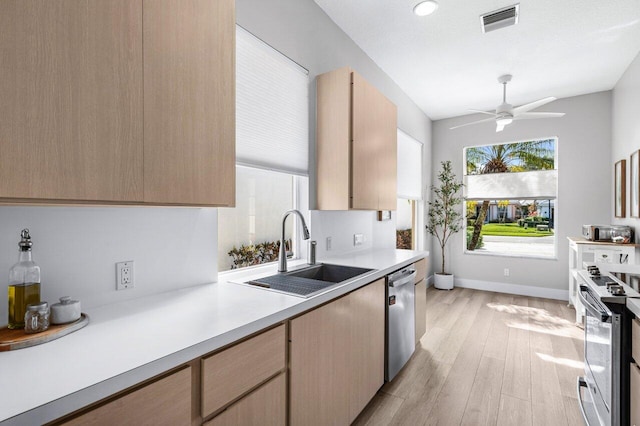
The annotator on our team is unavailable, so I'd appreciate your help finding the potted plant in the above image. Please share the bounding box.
[426,160,464,290]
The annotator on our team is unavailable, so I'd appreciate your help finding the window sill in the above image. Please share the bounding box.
[464,249,558,261]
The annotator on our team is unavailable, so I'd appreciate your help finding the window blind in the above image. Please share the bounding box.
[236,26,309,175]
[464,170,557,200]
[397,129,423,200]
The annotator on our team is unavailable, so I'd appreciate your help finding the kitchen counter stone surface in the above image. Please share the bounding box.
[627,298,640,317]
[0,248,427,425]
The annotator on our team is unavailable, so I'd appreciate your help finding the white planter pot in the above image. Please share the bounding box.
[434,273,454,290]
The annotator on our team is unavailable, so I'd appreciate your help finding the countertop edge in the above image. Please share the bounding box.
[627,298,640,318]
[2,250,428,425]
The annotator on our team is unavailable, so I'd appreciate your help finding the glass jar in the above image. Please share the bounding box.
[24,301,49,334]
[611,226,633,244]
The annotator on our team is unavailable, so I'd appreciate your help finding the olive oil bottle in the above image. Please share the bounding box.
[8,229,41,329]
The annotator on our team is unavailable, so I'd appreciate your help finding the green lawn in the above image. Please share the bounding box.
[467,223,554,237]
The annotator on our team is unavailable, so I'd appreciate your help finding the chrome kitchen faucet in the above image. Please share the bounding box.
[278,209,310,272]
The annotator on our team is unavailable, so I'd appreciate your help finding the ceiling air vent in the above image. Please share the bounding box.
[480,4,519,33]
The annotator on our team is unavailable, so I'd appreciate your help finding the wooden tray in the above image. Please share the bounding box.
[0,313,89,351]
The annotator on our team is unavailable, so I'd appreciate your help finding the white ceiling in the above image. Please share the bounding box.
[313,0,640,120]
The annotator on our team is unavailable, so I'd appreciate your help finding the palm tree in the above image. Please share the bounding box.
[466,139,554,250]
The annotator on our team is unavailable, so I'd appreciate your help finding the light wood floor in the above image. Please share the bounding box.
[354,287,585,426]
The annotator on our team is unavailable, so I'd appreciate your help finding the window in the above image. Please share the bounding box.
[396,129,423,249]
[218,167,309,271]
[218,26,309,272]
[464,138,557,258]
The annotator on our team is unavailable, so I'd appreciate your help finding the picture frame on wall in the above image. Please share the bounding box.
[631,151,640,217]
[377,210,392,221]
[615,159,626,218]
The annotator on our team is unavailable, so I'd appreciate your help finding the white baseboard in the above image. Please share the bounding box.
[453,278,569,301]
[426,274,434,287]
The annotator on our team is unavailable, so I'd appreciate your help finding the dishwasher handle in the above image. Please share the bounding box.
[576,377,593,426]
[388,269,416,287]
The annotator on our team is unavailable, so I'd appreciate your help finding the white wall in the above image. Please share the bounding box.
[0,1,433,327]
[0,207,217,326]
[432,91,612,294]
[612,51,640,229]
[236,0,432,252]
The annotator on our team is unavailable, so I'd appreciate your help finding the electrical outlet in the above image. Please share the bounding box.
[354,233,364,246]
[116,261,134,290]
[326,237,332,251]
[503,268,509,277]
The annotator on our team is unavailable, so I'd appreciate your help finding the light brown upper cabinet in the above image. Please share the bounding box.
[316,67,397,211]
[143,0,235,206]
[0,0,235,206]
[0,0,143,202]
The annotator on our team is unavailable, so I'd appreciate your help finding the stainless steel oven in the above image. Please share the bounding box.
[576,268,637,426]
[578,285,622,426]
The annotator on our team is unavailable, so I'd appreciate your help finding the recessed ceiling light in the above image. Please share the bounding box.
[413,1,439,16]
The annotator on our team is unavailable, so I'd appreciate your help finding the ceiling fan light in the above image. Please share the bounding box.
[496,117,513,126]
[413,1,439,16]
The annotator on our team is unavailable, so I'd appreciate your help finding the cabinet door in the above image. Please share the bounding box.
[61,367,191,426]
[316,67,351,210]
[348,278,385,422]
[205,373,286,426]
[352,72,397,210]
[290,280,385,425]
[290,292,351,425]
[415,279,427,343]
[631,362,640,426]
[143,0,235,206]
[0,0,143,202]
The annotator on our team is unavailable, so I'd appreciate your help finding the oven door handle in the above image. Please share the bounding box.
[576,377,593,426]
[578,285,611,323]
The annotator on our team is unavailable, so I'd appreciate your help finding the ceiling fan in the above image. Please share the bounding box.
[450,74,565,132]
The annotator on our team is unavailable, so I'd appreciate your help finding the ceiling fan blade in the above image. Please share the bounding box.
[450,117,496,130]
[512,112,565,120]
[496,122,506,132]
[513,97,557,114]
[468,109,498,116]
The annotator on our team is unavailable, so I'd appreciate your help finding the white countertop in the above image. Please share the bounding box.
[627,298,640,318]
[0,248,427,425]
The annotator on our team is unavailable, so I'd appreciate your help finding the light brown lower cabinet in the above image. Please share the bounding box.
[289,279,385,425]
[414,258,427,283]
[632,318,640,364]
[631,362,640,426]
[51,277,391,426]
[415,278,427,344]
[54,324,286,426]
[201,324,286,418]
[204,373,286,426]
[59,366,191,426]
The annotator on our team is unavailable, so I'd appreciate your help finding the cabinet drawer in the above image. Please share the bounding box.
[633,318,640,363]
[201,324,286,417]
[631,362,640,426]
[204,373,286,426]
[414,258,427,283]
[61,366,191,425]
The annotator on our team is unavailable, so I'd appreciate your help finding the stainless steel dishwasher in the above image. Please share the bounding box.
[386,266,417,381]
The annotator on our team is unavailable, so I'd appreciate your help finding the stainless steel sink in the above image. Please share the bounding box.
[243,263,374,298]
[286,263,372,283]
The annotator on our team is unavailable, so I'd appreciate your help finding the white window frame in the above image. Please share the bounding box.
[219,26,310,274]
[462,137,558,260]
